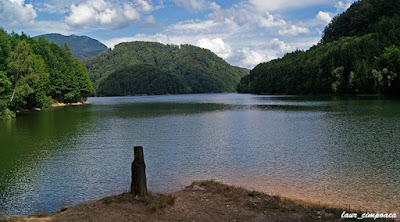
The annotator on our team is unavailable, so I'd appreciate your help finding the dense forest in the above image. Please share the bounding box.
[84,42,248,95]
[238,0,400,95]
[34,34,108,60]
[98,64,189,96]
[0,29,94,119]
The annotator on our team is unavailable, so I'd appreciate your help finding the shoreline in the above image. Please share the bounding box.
[50,100,90,108]
[16,101,89,114]
[3,180,397,222]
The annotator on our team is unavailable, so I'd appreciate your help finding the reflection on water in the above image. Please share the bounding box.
[0,94,399,217]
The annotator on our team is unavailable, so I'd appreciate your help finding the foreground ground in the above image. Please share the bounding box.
[2,181,368,222]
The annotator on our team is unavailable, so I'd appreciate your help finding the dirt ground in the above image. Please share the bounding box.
[3,180,352,222]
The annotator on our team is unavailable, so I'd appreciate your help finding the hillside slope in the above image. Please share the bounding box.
[98,64,189,96]
[84,41,248,95]
[238,0,400,95]
[34,34,107,60]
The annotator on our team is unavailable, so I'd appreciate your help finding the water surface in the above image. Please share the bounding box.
[0,94,399,217]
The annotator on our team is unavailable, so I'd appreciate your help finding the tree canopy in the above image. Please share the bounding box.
[0,29,94,119]
[238,0,400,96]
[98,64,189,96]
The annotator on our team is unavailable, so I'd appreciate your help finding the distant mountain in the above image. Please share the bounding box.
[84,41,248,95]
[34,34,107,60]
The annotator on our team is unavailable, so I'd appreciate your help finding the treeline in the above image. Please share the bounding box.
[238,0,400,95]
[0,29,94,119]
[84,42,248,96]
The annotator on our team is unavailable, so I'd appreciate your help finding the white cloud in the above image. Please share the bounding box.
[8,0,23,6]
[316,11,332,24]
[336,0,352,11]
[0,0,37,26]
[278,25,310,36]
[169,20,218,31]
[28,20,73,35]
[172,0,205,11]
[249,0,331,12]
[209,2,220,11]
[172,0,221,11]
[236,48,267,67]
[136,0,153,12]
[270,38,291,52]
[138,15,162,28]
[258,12,287,28]
[36,2,68,14]
[208,6,254,27]
[65,0,141,29]
[196,38,232,59]
[230,38,294,67]
[34,0,81,14]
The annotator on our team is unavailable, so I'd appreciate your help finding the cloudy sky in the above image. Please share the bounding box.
[0,0,355,68]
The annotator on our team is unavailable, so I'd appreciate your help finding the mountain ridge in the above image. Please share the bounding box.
[34,33,108,60]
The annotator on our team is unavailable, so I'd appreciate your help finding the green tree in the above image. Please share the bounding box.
[373,45,400,94]
[7,40,34,109]
[0,28,11,71]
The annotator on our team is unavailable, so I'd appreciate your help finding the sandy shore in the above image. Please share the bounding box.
[50,101,89,108]
[4,180,355,222]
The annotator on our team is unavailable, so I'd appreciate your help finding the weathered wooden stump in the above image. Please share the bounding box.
[131,146,148,196]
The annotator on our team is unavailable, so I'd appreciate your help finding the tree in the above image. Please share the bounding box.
[0,28,10,71]
[373,45,400,94]
[8,40,34,108]
[0,71,12,117]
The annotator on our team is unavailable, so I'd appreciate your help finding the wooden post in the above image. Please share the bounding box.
[131,146,148,196]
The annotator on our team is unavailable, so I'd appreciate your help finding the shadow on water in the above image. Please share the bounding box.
[95,102,231,118]
[0,105,94,217]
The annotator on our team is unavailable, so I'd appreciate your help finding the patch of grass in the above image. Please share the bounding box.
[102,192,176,213]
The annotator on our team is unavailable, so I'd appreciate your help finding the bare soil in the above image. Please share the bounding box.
[2,180,355,222]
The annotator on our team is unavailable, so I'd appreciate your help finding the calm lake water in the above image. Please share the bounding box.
[0,93,399,217]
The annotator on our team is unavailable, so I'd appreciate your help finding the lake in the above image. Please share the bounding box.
[0,93,399,217]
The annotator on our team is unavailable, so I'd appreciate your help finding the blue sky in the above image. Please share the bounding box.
[0,0,355,68]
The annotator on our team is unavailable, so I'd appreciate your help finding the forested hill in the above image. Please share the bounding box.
[238,0,400,95]
[84,42,248,96]
[34,34,107,60]
[0,30,94,119]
